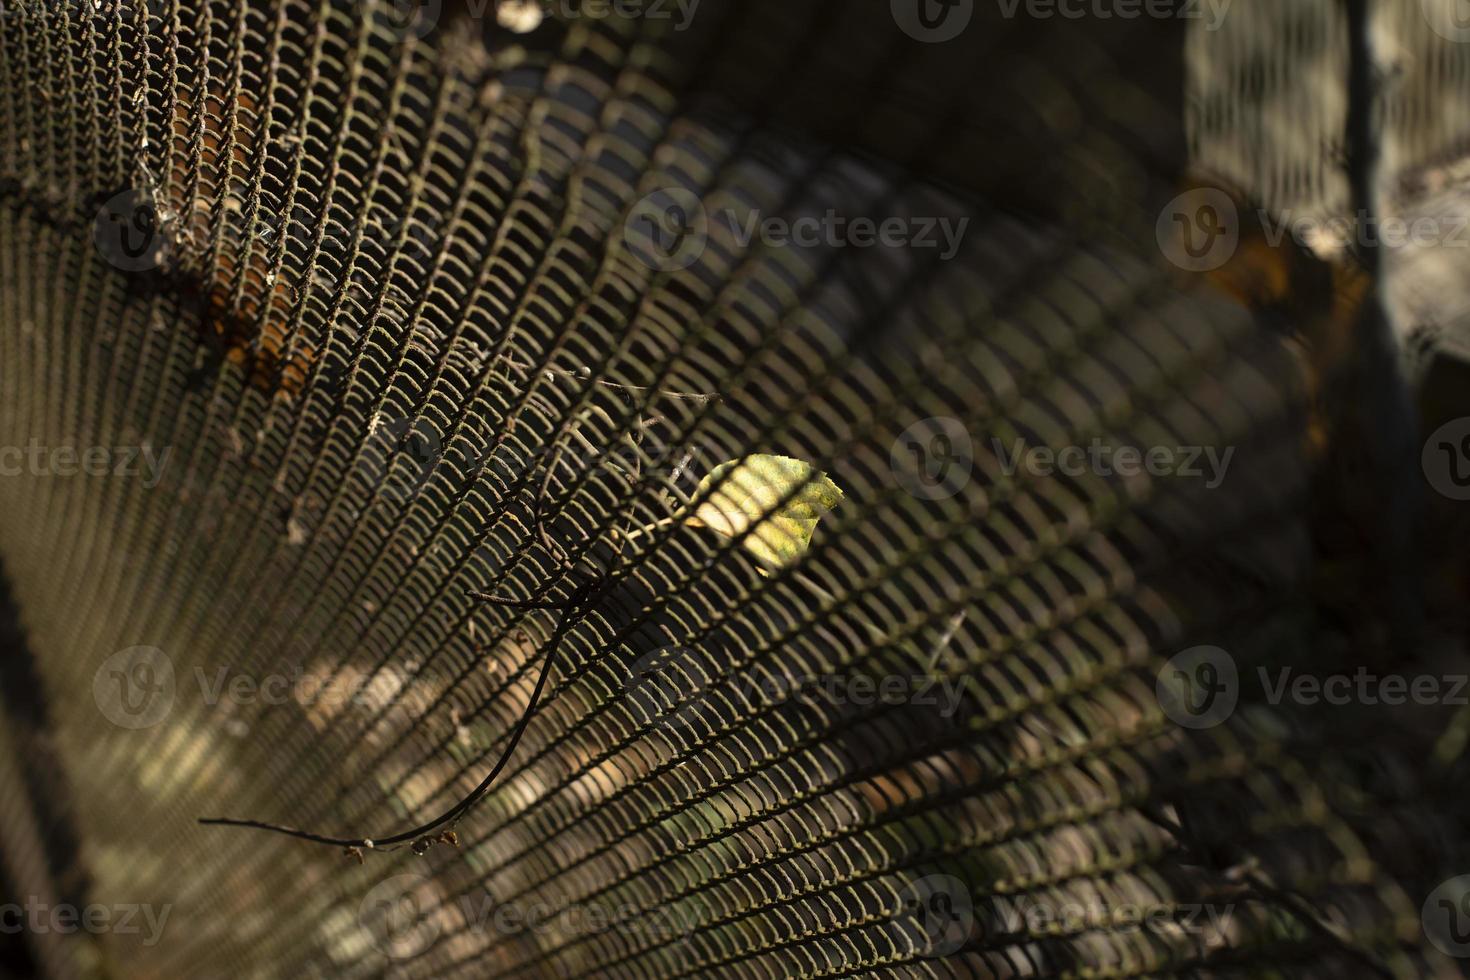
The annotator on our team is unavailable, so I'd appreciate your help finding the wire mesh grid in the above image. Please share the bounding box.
[0,0,1466,977]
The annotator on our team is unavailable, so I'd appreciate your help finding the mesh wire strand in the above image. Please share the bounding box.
[0,0,1466,978]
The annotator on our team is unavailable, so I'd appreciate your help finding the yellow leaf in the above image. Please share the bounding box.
[687,454,844,568]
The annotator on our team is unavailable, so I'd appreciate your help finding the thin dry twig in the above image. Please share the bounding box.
[197,583,595,854]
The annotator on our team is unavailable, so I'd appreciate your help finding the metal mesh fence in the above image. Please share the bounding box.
[0,0,1467,977]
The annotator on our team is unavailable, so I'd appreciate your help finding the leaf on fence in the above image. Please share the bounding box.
[687,454,844,568]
